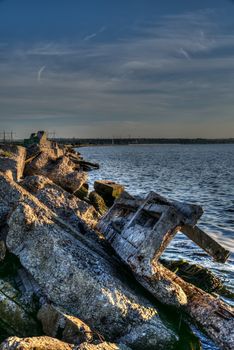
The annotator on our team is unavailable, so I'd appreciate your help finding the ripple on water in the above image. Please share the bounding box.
[79,144,234,349]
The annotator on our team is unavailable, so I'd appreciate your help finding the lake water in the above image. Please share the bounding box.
[79,144,234,350]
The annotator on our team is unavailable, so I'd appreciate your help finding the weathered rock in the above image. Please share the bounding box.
[77,343,131,350]
[89,191,108,216]
[21,175,99,231]
[181,224,230,263]
[25,153,87,193]
[0,145,26,181]
[94,181,124,207]
[68,155,99,172]
[0,279,41,337]
[0,241,6,262]
[37,304,93,345]
[24,131,64,159]
[6,200,177,349]
[161,259,225,294]
[0,336,75,350]
[98,191,234,350]
[98,191,203,307]
[0,172,112,263]
[74,183,89,200]
[0,337,131,350]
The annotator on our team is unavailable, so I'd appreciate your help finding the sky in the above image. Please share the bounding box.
[0,0,234,139]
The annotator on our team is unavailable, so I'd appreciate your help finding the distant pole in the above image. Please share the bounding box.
[3,131,6,143]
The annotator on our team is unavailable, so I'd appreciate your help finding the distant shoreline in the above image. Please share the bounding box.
[57,138,234,147]
[2,138,234,147]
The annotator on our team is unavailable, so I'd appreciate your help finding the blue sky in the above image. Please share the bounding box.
[0,0,234,138]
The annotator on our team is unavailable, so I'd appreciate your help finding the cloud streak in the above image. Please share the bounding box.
[37,65,46,82]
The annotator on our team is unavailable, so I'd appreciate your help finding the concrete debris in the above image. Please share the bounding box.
[0,336,76,350]
[98,191,234,350]
[0,241,6,262]
[94,181,124,207]
[6,201,176,349]
[37,304,93,345]
[0,279,41,337]
[25,153,87,194]
[89,191,108,216]
[77,343,131,350]
[21,175,99,231]
[0,132,233,350]
[0,145,26,181]
[0,337,131,350]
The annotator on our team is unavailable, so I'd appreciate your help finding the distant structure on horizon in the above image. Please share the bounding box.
[24,130,48,147]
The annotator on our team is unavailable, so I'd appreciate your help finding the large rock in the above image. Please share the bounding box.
[37,304,93,345]
[0,279,40,337]
[0,173,110,261]
[77,343,131,350]
[89,191,108,216]
[21,175,99,231]
[0,145,26,181]
[25,153,87,193]
[5,199,177,349]
[94,181,124,207]
[0,337,131,350]
[0,241,6,262]
[0,336,75,350]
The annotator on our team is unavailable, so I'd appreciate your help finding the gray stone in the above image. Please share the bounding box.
[0,241,6,262]
[78,343,131,350]
[0,145,26,181]
[0,337,131,350]
[94,181,124,207]
[89,191,108,216]
[0,336,76,350]
[98,191,234,350]
[37,304,93,345]
[25,153,87,194]
[21,175,99,231]
[0,279,41,337]
[6,200,177,349]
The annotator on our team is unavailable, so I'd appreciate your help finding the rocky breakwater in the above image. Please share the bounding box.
[0,136,178,350]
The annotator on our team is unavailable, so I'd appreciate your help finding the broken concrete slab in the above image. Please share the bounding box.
[0,279,41,337]
[0,336,76,350]
[94,181,124,207]
[68,154,99,172]
[0,172,115,263]
[0,337,132,350]
[6,201,177,349]
[21,175,99,231]
[37,304,93,345]
[89,191,108,216]
[74,183,89,200]
[161,259,226,294]
[77,343,131,350]
[0,241,6,262]
[0,145,26,181]
[24,153,87,194]
[101,191,229,263]
[181,224,230,263]
[98,191,234,350]
[97,191,204,307]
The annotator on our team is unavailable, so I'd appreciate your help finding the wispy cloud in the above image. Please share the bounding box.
[179,48,191,60]
[0,9,234,137]
[83,26,106,41]
[37,65,46,82]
